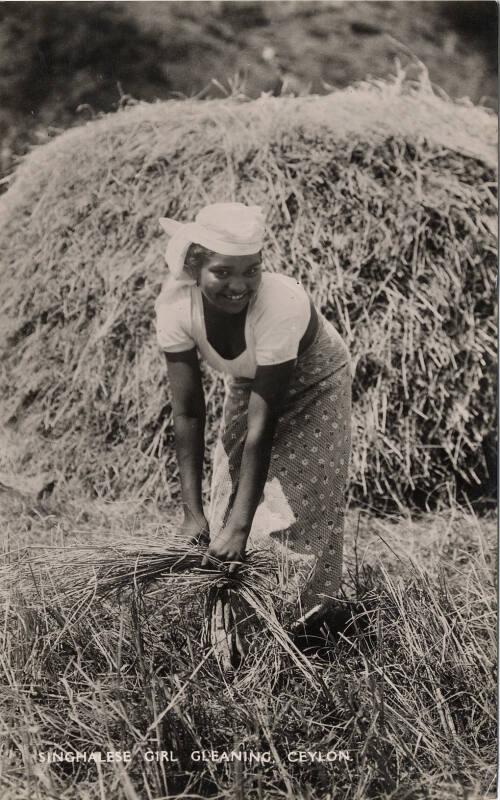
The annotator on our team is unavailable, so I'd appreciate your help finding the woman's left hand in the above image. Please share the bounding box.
[201,525,249,574]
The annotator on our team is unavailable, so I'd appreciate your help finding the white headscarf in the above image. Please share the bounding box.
[159,203,265,282]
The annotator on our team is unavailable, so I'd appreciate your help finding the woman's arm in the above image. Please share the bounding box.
[165,349,208,540]
[203,359,295,570]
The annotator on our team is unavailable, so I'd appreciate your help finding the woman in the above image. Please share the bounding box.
[155,203,351,633]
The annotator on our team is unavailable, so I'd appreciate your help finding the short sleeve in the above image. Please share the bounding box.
[253,276,310,366]
[154,280,195,353]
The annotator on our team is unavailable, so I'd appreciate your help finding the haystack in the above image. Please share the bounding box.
[0,77,496,509]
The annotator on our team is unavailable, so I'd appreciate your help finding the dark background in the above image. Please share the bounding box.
[0,1,497,184]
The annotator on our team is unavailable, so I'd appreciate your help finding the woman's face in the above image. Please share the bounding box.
[198,252,262,314]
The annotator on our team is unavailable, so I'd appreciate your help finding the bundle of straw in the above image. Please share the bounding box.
[5,536,322,688]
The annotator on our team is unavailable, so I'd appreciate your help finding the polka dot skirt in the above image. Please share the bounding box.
[209,318,352,613]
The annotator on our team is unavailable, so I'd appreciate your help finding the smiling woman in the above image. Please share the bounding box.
[155,203,352,633]
[198,252,263,360]
[199,252,263,313]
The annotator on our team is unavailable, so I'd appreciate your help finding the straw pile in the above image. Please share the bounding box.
[0,77,496,509]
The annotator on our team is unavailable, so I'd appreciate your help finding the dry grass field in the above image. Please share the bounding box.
[0,492,496,799]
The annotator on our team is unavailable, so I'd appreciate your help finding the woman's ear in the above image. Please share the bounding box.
[183,263,199,284]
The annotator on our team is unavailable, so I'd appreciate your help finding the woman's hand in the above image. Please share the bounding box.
[201,525,249,574]
[180,513,210,547]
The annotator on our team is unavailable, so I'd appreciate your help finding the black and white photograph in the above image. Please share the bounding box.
[0,2,497,798]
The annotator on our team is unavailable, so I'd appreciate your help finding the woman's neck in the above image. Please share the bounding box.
[201,291,249,319]
[201,292,248,360]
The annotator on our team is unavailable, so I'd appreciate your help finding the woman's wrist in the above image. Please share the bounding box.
[182,502,206,524]
[225,515,252,536]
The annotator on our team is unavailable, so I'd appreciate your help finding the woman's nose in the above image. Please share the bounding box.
[228,278,247,292]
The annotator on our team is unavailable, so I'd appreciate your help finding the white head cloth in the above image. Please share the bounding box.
[159,203,265,282]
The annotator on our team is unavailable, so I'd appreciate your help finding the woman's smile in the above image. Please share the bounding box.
[222,291,248,300]
[211,289,252,314]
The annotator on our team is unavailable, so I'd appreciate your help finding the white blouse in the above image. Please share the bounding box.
[154,272,311,379]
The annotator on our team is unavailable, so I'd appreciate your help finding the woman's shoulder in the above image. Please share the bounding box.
[250,273,311,364]
[154,277,192,314]
[253,272,308,316]
[259,272,304,291]
[154,278,196,352]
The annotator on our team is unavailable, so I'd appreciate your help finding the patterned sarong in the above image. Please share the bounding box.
[209,317,352,613]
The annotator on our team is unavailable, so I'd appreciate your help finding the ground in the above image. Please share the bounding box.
[0,487,496,799]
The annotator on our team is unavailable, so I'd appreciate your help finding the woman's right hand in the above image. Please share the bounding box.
[180,513,210,547]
